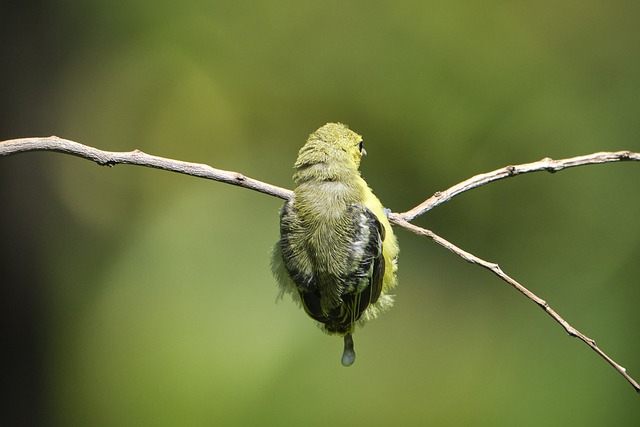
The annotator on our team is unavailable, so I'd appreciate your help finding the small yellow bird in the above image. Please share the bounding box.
[271,123,399,366]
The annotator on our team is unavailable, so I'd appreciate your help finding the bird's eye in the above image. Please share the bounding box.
[357,141,367,156]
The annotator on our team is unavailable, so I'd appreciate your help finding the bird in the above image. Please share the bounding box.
[271,122,399,366]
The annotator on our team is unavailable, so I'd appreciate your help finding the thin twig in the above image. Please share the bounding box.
[398,151,640,221]
[389,217,640,393]
[1,136,639,392]
[0,136,293,201]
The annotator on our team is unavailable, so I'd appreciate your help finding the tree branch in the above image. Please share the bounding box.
[397,151,640,221]
[2,136,639,393]
[0,136,293,201]
[389,217,640,393]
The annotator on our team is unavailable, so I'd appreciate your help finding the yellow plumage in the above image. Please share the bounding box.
[271,123,399,366]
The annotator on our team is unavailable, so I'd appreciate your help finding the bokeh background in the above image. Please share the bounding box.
[2,1,640,426]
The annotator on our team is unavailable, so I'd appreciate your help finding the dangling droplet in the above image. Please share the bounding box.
[341,333,356,367]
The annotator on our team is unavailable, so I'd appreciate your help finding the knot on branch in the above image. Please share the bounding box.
[131,149,147,158]
[621,151,633,160]
[541,157,559,173]
[97,158,116,167]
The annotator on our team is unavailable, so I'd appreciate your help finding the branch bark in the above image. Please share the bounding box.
[0,136,293,201]
[2,136,639,393]
[396,151,640,220]
[390,217,640,393]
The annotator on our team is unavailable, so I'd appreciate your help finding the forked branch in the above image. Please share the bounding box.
[1,136,639,392]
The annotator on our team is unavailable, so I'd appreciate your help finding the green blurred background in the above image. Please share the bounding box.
[2,1,640,425]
